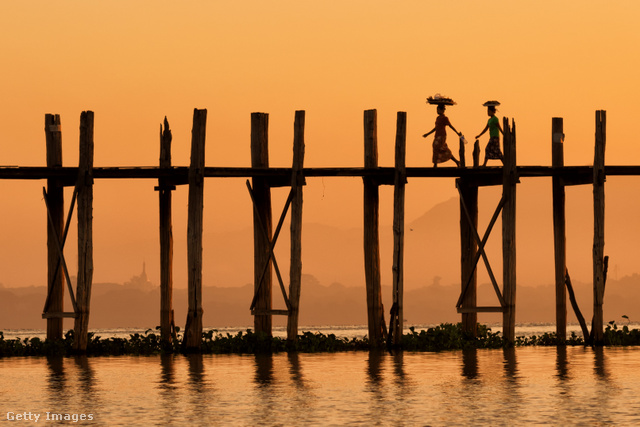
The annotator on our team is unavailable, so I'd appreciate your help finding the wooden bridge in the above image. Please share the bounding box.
[0,109,622,350]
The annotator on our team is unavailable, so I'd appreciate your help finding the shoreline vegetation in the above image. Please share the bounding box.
[1,322,639,357]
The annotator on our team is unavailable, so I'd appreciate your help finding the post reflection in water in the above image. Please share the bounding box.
[287,352,305,389]
[502,347,518,381]
[594,346,610,380]
[461,348,479,379]
[555,345,569,380]
[158,354,179,423]
[186,353,210,423]
[46,355,67,410]
[366,350,384,388]
[73,355,96,409]
[252,353,276,426]
[592,346,616,424]
[253,353,274,387]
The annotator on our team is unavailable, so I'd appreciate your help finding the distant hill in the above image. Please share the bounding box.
[2,272,640,330]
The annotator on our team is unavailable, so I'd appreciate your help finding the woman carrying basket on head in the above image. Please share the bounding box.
[422,95,461,168]
[475,101,503,166]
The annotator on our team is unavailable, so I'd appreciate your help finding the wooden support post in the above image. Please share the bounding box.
[459,178,478,336]
[73,111,94,352]
[183,109,207,351]
[158,117,174,346]
[363,109,385,346]
[45,114,65,340]
[593,110,606,344]
[502,118,517,343]
[287,111,305,342]
[251,112,273,336]
[390,111,407,346]
[473,139,480,168]
[552,117,567,341]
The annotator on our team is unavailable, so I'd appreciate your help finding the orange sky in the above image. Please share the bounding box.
[2,2,640,290]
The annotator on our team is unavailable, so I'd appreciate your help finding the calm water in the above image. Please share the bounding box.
[2,346,640,426]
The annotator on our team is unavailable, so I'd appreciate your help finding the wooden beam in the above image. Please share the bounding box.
[592,110,606,344]
[42,312,77,319]
[363,109,385,346]
[391,111,406,346]
[183,109,207,351]
[45,114,65,340]
[502,118,517,344]
[287,110,305,342]
[552,117,567,341]
[457,306,504,313]
[73,111,94,352]
[158,117,174,346]
[251,112,273,336]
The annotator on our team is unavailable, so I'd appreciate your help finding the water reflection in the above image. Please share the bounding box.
[593,346,610,380]
[501,347,521,421]
[254,353,274,387]
[502,347,518,380]
[461,348,479,379]
[159,354,177,391]
[46,355,66,393]
[187,353,205,392]
[287,352,305,389]
[392,351,407,386]
[555,345,569,380]
[186,354,211,423]
[366,350,384,387]
[252,354,276,425]
[74,356,96,408]
[158,354,179,423]
[46,355,67,411]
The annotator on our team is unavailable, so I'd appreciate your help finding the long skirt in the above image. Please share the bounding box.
[432,135,453,164]
[485,136,503,160]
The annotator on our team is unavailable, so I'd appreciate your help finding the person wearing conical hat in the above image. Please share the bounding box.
[422,100,461,168]
[475,101,503,166]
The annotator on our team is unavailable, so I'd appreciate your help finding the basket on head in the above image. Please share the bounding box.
[427,94,456,106]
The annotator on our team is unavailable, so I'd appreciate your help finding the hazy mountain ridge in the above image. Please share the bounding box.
[3,273,640,330]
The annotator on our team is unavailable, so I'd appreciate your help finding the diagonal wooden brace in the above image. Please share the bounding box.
[246,180,293,312]
[42,186,79,314]
[456,183,506,308]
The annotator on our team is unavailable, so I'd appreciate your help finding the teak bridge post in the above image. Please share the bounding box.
[16,108,619,350]
[390,112,407,346]
[363,109,386,346]
[74,111,95,352]
[157,117,175,346]
[183,108,207,351]
[593,110,606,344]
[552,117,567,341]
[287,110,306,342]
[502,118,517,343]
[44,114,65,340]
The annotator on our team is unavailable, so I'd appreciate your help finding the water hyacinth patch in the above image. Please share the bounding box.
[2,322,640,357]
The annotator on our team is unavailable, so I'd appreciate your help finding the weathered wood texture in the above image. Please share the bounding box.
[459,178,478,336]
[363,109,385,345]
[593,110,606,344]
[251,113,273,335]
[502,118,517,343]
[552,117,567,341]
[183,109,207,350]
[45,114,65,340]
[73,111,94,352]
[287,111,305,341]
[391,112,406,346]
[158,118,174,345]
